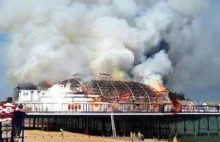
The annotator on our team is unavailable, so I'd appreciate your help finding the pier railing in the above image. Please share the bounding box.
[19,102,220,113]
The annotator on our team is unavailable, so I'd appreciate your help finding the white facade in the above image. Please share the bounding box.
[201,101,220,112]
[16,81,173,113]
[18,90,46,102]
[179,100,196,112]
[17,83,100,112]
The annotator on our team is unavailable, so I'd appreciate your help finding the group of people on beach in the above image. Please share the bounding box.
[0,97,26,142]
[130,131,144,142]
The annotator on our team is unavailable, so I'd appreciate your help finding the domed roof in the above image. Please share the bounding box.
[60,78,170,104]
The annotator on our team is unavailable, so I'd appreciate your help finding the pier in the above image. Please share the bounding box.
[15,77,220,139]
[24,105,220,139]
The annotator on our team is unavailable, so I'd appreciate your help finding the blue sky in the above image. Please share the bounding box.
[0,33,13,101]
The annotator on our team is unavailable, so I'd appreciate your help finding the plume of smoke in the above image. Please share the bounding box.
[132,50,172,86]
[168,0,210,18]
[167,1,220,92]
[0,0,216,95]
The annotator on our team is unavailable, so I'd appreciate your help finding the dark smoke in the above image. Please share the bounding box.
[15,83,37,90]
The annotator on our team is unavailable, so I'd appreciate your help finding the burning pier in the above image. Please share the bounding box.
[15,74,199,139]
[15,74,175,113]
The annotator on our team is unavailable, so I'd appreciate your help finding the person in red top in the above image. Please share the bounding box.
[0,97,16,142]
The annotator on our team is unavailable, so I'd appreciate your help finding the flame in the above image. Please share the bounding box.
[119,92,132,103]
[149,82,169,94]
[92,97,101,102]
[172,99,182,112]
[82,84,95,94]
[112,68,125,81]
[39,80,53,88]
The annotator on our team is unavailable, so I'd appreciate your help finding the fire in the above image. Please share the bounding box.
[149,82,182,112]
[150,83,182,112]
[41,80,53,88]
[172,99,182,112]
[150,82,169,94]
[112,68,125,81]
[119,92,132,103]
[82,84,95,94]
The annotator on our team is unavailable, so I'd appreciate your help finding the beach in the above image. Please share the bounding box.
[23,130,168,142]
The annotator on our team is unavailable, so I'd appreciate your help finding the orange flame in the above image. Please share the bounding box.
[150,82,169,94]
[119,92,131,103]
[82,84,95,94]
[172,99,182,112]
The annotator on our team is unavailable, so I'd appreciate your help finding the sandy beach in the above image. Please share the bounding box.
[23,130,168,142]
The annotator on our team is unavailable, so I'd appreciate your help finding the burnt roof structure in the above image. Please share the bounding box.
[60,77,170,104]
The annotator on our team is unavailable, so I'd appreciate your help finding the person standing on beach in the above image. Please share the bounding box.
[133,132,136,142]
[137,131,141,141]
[130,132,133,142]
[1,97,16,142]
[13,104,26,142]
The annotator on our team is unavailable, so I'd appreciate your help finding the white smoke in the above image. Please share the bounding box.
[0,0,214,93]
[132,50,172,86]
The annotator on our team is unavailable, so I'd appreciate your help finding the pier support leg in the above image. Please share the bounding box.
[37,117,39,128]
[33,117,36,129]
[93,118,96,134]
[90,118,93,135]
[168,118,170,138]
[175,116,177,137]
[78,117,81,131]
[85,116,89,135]
[157,116,160,140]
[41,117,44,130]
[207,116,210,136]
[193,116,196,137]
[150,116,153,138]
[123,116,126,137]
[101,118,105,136]
[165,116,170,138]
[65,117,68,130]
[47,117,49,131]
[71,117,74,132]
[184,118,186,138]
[198,117,200,136]
[54,116,58,130]
[76,117,78,131]
[216,116,220,136]
[60,117,62,130]
[80,117,83,130]
[29,117,31,128]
